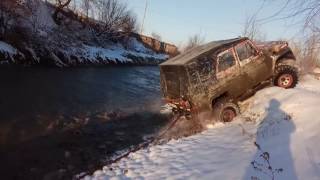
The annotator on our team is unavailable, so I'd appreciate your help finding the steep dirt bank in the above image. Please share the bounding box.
[0,37,168,67]
[0,1,170,67]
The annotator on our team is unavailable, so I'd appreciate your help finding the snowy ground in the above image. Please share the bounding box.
[0,41,18,55]
[77,38,168,64]
[85,75,320,180]
[0,41,20,64]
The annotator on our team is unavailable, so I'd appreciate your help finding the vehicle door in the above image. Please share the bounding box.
[213,48,244,98]
[235,41,272,88]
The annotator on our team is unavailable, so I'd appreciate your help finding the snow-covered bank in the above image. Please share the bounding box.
[85,75,320,180]
[0,1,171,67]
[0,37,168,67]
[0,41,18,54]
[0,41,21,64]
[70,39,168,65]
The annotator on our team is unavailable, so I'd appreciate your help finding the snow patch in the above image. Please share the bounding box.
[0,41,17,55]
[85,75,320,180]
[65,39,168,64]
[128,38,153,54]
[82,44,128,63]
[314,67,320,74]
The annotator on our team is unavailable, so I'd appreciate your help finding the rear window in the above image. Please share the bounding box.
[160,65,188,98]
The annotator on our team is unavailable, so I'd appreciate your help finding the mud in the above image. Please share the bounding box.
[160,116,205,143]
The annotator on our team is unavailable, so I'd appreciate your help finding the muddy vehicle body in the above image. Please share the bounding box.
[160,37,298,122]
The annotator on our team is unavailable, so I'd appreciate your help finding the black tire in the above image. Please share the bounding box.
[212,99,240,122]
[274,65,298,89]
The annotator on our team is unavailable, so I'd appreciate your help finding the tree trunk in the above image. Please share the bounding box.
[52,0,72,25]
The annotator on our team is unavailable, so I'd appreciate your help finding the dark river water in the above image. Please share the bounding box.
[0,66,169,180]
[0,66,162,144]
[0,66,162,113]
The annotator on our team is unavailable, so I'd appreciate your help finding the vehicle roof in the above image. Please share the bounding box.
[160,37,248,66]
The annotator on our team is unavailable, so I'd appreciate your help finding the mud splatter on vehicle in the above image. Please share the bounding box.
[160,37,299,122]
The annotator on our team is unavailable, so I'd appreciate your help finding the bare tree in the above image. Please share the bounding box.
[120,11,137,34]
[304,34,320,69]
[290,34,320,72]
[95,0,137,41]
[259,0,320,68]
[69,0,77,12]
[242,14,265,41]
[184,33,205,51]
[262,0,320,39]
[52,0,72,25]
[285,0,320,67]
[287,0,319,33]
[81,0,94,20]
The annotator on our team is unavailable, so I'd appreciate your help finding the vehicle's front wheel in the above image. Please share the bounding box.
[274,65,298,89]
[212,99,240,122]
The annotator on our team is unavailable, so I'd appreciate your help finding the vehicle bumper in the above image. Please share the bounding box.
[160,102,192,117]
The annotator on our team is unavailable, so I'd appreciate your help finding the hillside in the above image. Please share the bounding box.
[85,75,320,180]
[0,1,172,67]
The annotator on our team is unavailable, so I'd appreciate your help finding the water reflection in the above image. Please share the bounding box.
[0,66,162,145]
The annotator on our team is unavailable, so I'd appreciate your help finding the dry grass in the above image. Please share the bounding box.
[290,35,320,73]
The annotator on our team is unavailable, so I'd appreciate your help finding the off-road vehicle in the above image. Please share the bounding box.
[160,37,298,122]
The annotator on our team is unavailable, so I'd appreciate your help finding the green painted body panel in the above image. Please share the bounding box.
[159,37,295,110]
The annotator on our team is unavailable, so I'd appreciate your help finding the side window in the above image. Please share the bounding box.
[217,50,236,72]
[236,42,258,61]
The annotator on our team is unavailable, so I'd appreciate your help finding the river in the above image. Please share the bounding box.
[0,66,170,180]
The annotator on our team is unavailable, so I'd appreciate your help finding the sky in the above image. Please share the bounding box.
[125,0,304,46]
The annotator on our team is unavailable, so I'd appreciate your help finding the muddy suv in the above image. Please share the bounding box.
[160,37,298,122]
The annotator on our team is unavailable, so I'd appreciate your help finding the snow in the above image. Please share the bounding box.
[314,67,320,74]
[85,75,320,180]
[82,44,129,63]
[0,41,17,55]
[127,48,168,61]
[0,37,168,66]
[128,38,154,54]
[54,36,169,65]
[71,40,168,64]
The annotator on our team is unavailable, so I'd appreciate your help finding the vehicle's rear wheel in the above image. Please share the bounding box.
[274,65,298,89]
[212,99,240,122]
